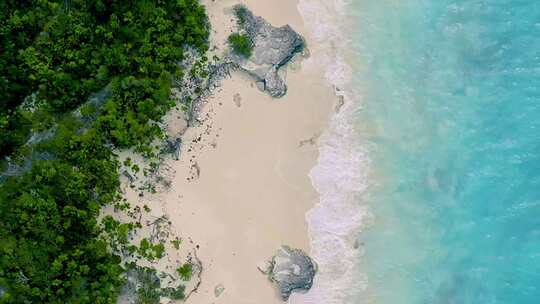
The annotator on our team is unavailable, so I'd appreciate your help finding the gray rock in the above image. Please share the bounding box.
[162,137,182,160]
[265,246,317,301]
[231,5,305,98]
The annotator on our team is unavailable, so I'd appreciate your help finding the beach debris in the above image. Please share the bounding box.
[299,133,320,147]
[214,283,225,297]
[229,5,305,98]
[263,246,317,301]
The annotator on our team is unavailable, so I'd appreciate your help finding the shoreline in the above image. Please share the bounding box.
[294,1,370,303]
[159,0,339,303]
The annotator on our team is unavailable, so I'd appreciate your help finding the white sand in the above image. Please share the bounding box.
[161,1,337,303]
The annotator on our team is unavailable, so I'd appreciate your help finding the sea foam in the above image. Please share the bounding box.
[292,1,370,303]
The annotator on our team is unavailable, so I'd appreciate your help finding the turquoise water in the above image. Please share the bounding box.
[351,1,540,303]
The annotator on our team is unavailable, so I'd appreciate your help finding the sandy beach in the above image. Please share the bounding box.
[158,0,337,303]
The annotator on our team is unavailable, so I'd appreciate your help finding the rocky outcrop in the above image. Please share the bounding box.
[262,246,317,301]
[230,5,305,98]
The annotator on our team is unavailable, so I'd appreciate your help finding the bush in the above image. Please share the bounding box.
[233,5,249,26]
[228,33,253,58]
[176,263,193,281]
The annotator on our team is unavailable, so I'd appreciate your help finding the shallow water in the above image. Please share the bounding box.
[350,1,540,303]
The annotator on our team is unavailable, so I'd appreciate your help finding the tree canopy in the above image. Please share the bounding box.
[0,1,209,302]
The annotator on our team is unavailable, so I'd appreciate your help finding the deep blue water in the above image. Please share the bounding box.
[351,1,540,303]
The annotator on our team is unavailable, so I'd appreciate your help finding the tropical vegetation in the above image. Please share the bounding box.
[0,1,209,302]
[228,33,253,58]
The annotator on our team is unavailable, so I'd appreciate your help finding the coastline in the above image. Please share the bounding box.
[6,1,532,303]
[294,1,370,303]
[159,0,338,303]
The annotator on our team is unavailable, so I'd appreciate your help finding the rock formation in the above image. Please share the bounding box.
[230,5,305,98]
[262,246,317,301]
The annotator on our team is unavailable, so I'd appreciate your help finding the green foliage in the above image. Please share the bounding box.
[0,1,53,157]
[0,158,124,303]
[137,239,165,261]
[0,0,210,303]
[133,267,161,304]
[233,5,249,26]
[0,0,209,156]
[228,33,253,58]
[162,285,186,300]
[176,263,193,281]
[130,266,185,304]
[101,216,138,253]
[97,76,172,148]
[0,110,31,157]
[171,238,182,250]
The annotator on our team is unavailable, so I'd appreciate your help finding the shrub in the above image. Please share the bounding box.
[228,33,253,58]
[176,263,193,281]
[233,5,249,26]
[171,238,182,250]
[0,0,210,302]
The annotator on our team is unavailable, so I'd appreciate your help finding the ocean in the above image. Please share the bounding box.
[298,1,540,303]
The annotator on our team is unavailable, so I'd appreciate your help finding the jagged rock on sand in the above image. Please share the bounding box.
[230,5,305,98]
[262,246,317,301]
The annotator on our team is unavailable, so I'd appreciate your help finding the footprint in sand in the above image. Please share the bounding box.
[233,93,242,107]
